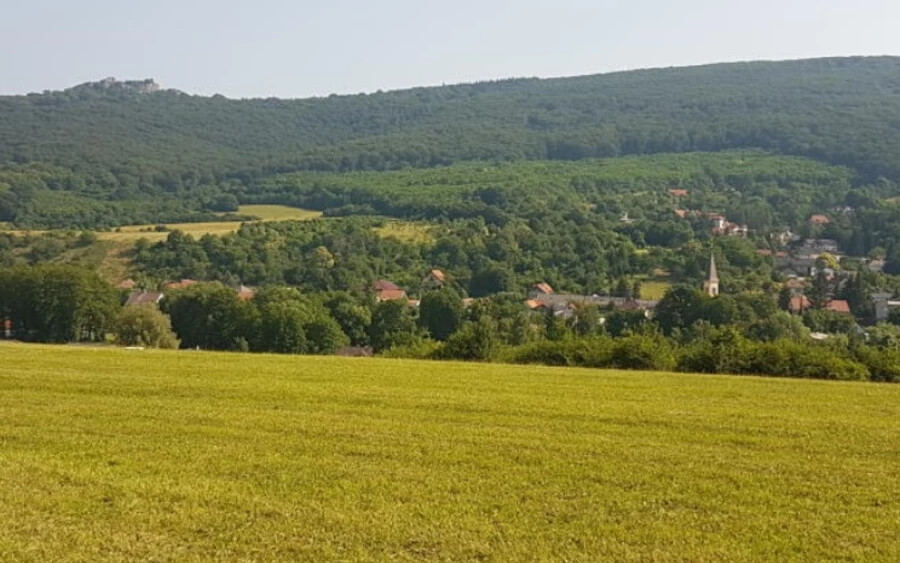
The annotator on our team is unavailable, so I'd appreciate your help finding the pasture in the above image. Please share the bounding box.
[0,342,898,561]
[94,205,322,243]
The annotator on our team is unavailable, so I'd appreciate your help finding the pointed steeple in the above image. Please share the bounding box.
[708,253,718,283]
[704,253,720,297]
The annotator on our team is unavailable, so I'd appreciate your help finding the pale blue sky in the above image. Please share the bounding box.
[2,0,898,98]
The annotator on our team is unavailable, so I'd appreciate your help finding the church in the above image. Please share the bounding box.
[703,254,719,297]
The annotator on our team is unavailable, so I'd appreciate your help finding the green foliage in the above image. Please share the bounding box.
[442,317,499,361]
[418,289,464,341]
[114,306,179,348]
[369,300,420,352]
[163,283,259,350]
[0,264,119,342]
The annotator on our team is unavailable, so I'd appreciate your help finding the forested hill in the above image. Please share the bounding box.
[3,56,900,182]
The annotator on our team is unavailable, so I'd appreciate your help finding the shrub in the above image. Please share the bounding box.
[115,306,179,349]
[610,333,676,372]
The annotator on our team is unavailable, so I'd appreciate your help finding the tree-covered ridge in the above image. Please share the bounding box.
[2,57,900,183]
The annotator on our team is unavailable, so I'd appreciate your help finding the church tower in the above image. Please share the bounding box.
[703,253,719,297]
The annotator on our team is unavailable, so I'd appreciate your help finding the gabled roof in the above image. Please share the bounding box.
[533,283,554,295]
[236,285,255,301]
[825,300,851,314]
[426,269,446,283]
[789,295,811,313]
[125,291,164,307]
[809,214,831,225]
[376,289,407,301]
[668,189,688,197]
[165,279,197,290]
[117,279,137,289]
[372,280,400,291]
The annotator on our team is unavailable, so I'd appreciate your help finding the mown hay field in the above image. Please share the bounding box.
[93,205,323,242]
[1,342,898,561]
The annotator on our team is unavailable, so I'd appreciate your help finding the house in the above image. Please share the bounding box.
[372,280,407,302]
[789,295,811,314]
[808,214,831,226]
[422,269,446,289]
[867,259,886,273]
[124,291,165,307]
[236,285,255,301]
[757,249,773,257]
[165,279,197,290]
[825,300,851,315]
[117,279,137,290]
[794,239,840,259]
[708,213,726,230]
[3,318,11,339]
[530,283,554,298]
[372,280,400,292]
[674,209,687,219]
[784,278,806,294]
[668,189,688,197]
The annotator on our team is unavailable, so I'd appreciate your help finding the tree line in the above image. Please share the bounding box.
[2,265,899,383]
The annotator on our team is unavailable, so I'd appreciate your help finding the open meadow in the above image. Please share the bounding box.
[93,205,323,243]
[1,342,899,561]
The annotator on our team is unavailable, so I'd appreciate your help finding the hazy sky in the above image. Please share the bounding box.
[2,0,898,98]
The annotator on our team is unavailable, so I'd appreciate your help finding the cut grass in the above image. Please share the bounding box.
[237,204,323,222]
[0,342,898,561]
[640,279,671,300]
[94,205,322,243]
[374,220,435,244]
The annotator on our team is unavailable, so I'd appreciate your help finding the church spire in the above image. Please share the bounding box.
[708,253,718,282]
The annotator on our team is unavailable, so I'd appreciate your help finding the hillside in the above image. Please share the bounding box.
[2,57,900,227]
[1,342,898,560]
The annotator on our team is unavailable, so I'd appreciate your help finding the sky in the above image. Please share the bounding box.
[2,0,898,99]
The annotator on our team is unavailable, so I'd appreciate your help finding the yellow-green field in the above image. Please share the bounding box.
[1,342,899,561]
[94,205,322,243]
[374,221,435,244]
[639,279,671,300]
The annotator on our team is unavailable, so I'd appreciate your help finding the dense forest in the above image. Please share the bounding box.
[2,57,900,228]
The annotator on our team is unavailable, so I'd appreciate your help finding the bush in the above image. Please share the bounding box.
[115,306,179,349]
[381,339,444,359]
[506,337,614,368]
[610,333,676,372]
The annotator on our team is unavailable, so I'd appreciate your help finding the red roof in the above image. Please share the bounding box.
[165,279,197,290]
[117,279,137,289]
[785,279,806,290]
[427,269,446,283]
[236,285,255,301]
[825,300,851,314]
[789,295,811,313]
[668,189,688,197]
[809,214,831,225]
[372,280,400,291]
[533,283,554,295]
[757,249,773,256]
[376,289,407,301]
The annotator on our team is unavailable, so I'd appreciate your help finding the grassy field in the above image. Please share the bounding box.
[93,205,322,243]
[374,220,435,244]
[639,279,671,300]
[1,342,898,561]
